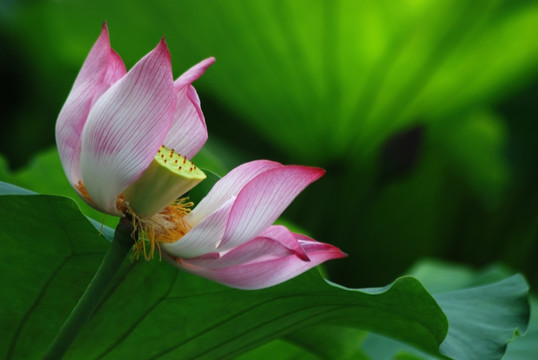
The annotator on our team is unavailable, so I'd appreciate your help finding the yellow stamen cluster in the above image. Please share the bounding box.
[128,198,193,261]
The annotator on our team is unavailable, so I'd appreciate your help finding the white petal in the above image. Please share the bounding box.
[162,197,235,258]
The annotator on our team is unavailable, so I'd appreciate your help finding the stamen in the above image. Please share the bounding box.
[116,194,125,212]
[128,198,193,261]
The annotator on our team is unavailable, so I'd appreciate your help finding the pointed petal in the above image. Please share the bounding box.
[188,160,283,226]
[175,57,215,88]
[56,23,126,189]
[80,39,176,214]
[163,58,215,159]
[219,165,325,250]
[172,235,346,290]
[162,197,235,258]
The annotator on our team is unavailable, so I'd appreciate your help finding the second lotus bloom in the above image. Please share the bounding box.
[56,24,345,290]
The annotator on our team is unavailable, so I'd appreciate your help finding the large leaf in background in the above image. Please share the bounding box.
[436,275,528,359]
[267,265,537,360]
[240,326,372,360]
[0,184,529,359]
[504,297,538,360]
[415,262,538,360]
[427,108,509,207]
[8,0,538,163]
[284,325,369,360]
[324,106,515,286]
[362,260,534,360]
[238,327,371,360]
[237,340,321,360]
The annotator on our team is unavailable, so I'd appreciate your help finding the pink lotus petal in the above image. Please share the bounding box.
[256,225,309,261]
[174,236,346,290]
[188,160,283,225]
[56,23,126,189]
[162,197,235,258]
[219,165,325,250]
[164,58,215,158]
[163,86,207,159]
[80,39,176,214]
[175,57,215,89]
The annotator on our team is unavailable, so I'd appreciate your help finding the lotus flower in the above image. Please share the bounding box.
[56,23,213,218]
[56,24,345,290]
[162,160,347,289]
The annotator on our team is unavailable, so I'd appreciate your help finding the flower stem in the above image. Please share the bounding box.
[43,217,133,360]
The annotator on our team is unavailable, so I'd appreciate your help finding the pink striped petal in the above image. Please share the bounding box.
[163,58,215,159]
[175,57,215,88]
[56,23,126,188]
[80,39,176,214]
[163,86,206,159]
[256,225,309,261]
[162,197,235,258]
[219,165,325,250]
[173,236,346,290]
[188,160,283,225]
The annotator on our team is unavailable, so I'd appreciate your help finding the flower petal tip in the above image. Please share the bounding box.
[97,22,111,46]
[197,57,216,73]
[310,166,326,180]
[204,57,216,66]
[174,56,216,88]
[331,246,348,259]
[316,241,347,259]
[291,165,326,183]
[154,37,172,63]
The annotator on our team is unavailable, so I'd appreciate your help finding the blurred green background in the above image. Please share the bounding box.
[1,0,537,289]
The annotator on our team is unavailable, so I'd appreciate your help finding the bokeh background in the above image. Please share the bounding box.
[1,0,537,289]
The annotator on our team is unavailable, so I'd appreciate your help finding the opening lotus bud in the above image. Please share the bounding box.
[122,145,206,217]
